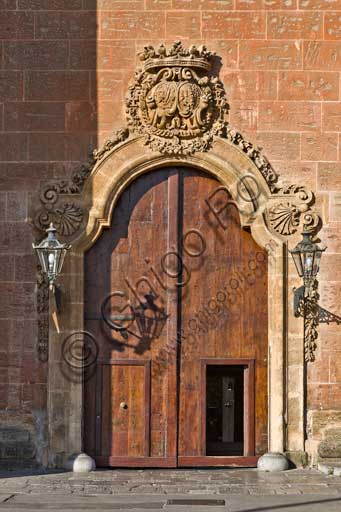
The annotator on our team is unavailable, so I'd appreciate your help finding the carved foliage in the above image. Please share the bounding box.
[304,280,319,363]
[36,267,49,361]
[126,41,228,155]
[223,127,278,191]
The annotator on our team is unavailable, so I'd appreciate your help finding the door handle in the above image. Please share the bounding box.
[224,401,233,408]
[120,402,128,410]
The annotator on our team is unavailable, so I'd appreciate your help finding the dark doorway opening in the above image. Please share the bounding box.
[206,365,244,456]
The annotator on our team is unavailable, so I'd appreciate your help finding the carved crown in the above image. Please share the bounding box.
[138,40,213,72]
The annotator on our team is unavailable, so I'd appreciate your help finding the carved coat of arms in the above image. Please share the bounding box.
[125,41,228,155]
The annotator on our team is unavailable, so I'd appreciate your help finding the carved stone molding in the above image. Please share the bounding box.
[33,128,129,238]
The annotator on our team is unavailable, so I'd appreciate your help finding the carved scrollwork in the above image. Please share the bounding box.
[126,41,228,155]
[34,202,84,237]
[33,128,130,238]
[266,184,321,237]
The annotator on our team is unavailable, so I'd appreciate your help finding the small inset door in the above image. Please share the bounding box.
[206,364,247,457]
[204,360,255,461]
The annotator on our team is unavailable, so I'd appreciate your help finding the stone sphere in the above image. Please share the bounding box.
[72,453,96,473]
[257,452,289,472]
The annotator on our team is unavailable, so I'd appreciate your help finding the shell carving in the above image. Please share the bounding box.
[268,202,300,236]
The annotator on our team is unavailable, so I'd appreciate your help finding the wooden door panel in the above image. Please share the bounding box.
[84,169,179,466]
[99,361,149,458]
[178,169,268,459]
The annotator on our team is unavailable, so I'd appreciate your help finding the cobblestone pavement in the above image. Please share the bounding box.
[1,468,341,511]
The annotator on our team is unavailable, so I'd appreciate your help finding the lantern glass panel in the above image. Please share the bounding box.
[292,250,304,277]
[313,251,322,276]
[303,251,315,280]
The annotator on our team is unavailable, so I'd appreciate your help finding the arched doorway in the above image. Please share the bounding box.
[83,166,268,467]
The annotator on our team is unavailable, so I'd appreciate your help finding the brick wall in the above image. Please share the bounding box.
[0,0,98,466]
[1,1,341,465]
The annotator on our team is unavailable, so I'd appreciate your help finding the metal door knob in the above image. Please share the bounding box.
[224,401,233,408]
[120,402,128,410]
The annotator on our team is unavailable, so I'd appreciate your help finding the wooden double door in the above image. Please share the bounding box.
[84,167,268,467]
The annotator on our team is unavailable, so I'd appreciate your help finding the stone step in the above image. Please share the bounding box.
[318,462,341,476]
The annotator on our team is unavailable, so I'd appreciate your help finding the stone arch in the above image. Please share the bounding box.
[32,130,323,466]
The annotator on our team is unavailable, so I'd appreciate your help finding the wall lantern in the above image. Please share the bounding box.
[33,223,71,289]
[290,229,326,301]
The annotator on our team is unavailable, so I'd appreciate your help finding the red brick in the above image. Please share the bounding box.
[14,255,36,281]
[85,0,143,7]
[222,71,277,101]
[173,0,233,8]
[237,0,297,7]
[0,12,34,39]
[0,225,33,255]
[323,103,341,131]
[317,162,341,191]
[0,193,5,220]
[229,101,258,132]
[166,12,201,40]
[325,13,341,41]
[0,71,23,102]
[267,12,322,40]
[65,101,96,132]
[254,132,300,161]
[70,40,135,71]
[239,40,302,70]
[319,255,341,281]
[25,71,90,101]
[5,102,65,132]
[4,41,69,70]
[259,102,321,131]
[93,71,126,101]
[0,134,28,162]
[0,163,50,191]
[22,384,47,410]
[145,0,172,7]
[22,352,47,384]
[28,133,93,161]
[203,40,238,69]
[307,354,330,384]
[301,133,338,162]
[36,12,96,39]
[273,161,317,191]
[97,101,125,131]
[304,41,341,71]
[278,71,339,101]
[0,384,8,408]
[18,0,82,7]
[100,12,165,40]
[300,0,341,7]
[0,255,14,282]
[7,192,28,222]
[0,0,16,8]
[202,12,265,39]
